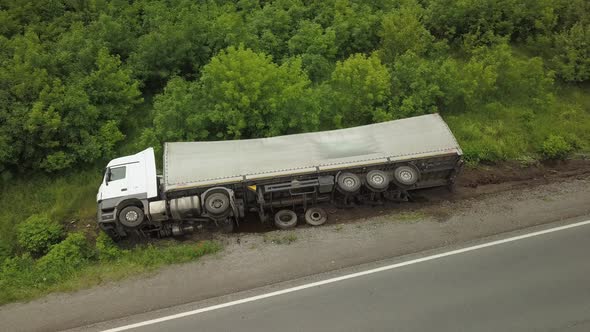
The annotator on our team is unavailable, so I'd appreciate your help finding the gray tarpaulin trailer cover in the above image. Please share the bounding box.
[163,114,462,192]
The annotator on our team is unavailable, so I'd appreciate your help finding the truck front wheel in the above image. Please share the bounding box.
[205,192,231,216]
[118,206,144,228]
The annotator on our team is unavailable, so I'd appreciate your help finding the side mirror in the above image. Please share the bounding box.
[105,168,112,186]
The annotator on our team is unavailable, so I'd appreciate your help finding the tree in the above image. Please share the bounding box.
[425,0,558,46]
[144,46,319,147]
[0,31,53,170]
[308,0,382,58]
[0,30,141,171]
[462,42,554,108]
[139,77,203,156]
[23,48,140,170]
[379,4,434,64]
[127,1,211,88]
[325,53,391,127]
[247,0,307,60]
[390,51,460,117]
[552,23,590,82]
[288,20,337,81]
[199,46,318,139]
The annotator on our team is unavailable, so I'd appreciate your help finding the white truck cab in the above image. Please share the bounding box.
[97,148,158,203]
[96,148,159,237]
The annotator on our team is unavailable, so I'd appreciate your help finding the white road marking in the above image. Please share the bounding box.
[102,219,590,332]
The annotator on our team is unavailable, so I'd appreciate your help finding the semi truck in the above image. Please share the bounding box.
[96,114,463,240]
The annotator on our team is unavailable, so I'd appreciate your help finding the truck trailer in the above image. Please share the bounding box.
[96,114,463,240]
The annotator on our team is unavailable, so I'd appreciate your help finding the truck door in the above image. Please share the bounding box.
[103,164,131,199]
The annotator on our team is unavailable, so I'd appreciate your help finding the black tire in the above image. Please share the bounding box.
[205,192,231,215]
[98,223,124,241]
[304,207,328,226]
[274,209,298,230]
[393,165,419,186]
[118,206,144,228]
[337,172,361,194]
[365,170,390,191]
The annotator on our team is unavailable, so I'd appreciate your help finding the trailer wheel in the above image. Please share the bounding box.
[337,172,361,194]
[118,206,144,228]
[366,170,390,192]
[205,192,230,216]
[304,207,328,226]
[274,209,298,230]
[393,165,419,186]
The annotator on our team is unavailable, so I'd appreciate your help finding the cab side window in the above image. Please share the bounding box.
[109,166,126,181]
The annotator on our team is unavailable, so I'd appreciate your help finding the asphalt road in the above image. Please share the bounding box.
[105,220,590,332]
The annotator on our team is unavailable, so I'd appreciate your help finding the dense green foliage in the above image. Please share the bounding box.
[0,0,588,173]
[541,134,574,160]
[141,45,318,153]
[16,213,64,256]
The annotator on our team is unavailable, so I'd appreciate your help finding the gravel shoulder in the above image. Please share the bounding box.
[2,164,590,332]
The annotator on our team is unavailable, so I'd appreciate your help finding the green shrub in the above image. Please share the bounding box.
[0,253,35,284]
[16,214,64,256]
[36,232,94,283]
[541,135,573,160]
[95,231,123,261]
[0,242,11,263]
[0,254,37,304]
[0,238,221,305]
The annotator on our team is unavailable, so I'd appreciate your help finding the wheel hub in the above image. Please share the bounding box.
[126,211,138,222]
[344,178,356,187]
[304,207,327,226]
[400,171,413,181]
[372,175,384,184]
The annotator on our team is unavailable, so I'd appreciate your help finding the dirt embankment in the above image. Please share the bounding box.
[458,159,590,191]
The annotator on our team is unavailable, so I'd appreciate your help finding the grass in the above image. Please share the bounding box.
[445,85,590,164]
[0,239,221,305]
[263,232,298,245]
[395,211,427,222]
[0,169,102,261]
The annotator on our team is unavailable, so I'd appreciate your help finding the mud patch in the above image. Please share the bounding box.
[458,159,590,188]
